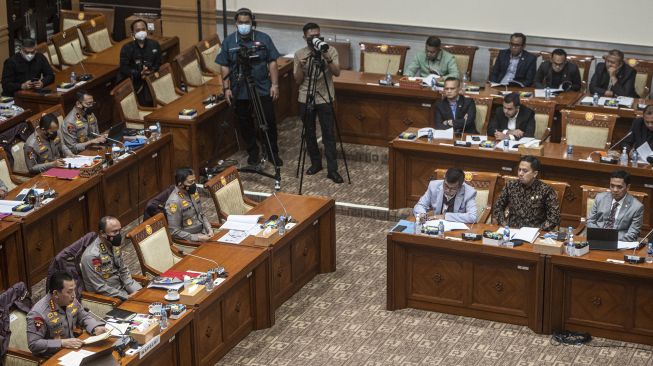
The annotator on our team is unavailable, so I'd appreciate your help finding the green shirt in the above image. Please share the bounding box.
[405,49,460,79]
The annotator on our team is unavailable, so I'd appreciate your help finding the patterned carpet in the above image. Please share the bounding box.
[28,117,653,365]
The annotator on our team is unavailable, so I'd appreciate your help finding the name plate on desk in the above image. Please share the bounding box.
[139,334,160,359]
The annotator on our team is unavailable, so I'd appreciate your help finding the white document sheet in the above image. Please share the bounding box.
[0,200,21,214]
[219,214,262,231]
[57,349,95,366]
[534,88,563,98]
[511,227,540,243]
[423,219,469,232]
[617,241,640,249]
[63,156,100,168]
[421,74,440,86]
[636,142,653,163]
[418,127,454,140]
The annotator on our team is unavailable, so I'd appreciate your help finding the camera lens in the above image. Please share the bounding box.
[311,37,329,52]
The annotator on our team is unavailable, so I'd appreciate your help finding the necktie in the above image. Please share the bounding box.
[604,201,619,229]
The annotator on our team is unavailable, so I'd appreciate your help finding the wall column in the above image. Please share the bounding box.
[161,0,216,50]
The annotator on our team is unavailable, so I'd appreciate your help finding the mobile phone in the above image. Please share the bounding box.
[392,225,407,232]
[31,78,39,82]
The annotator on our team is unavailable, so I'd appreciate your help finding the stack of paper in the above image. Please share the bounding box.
[511,227,540,243]
[219,214,262,231]
[63,156,99,168]
[417,127,453,140]
[423,219,469,232]
[57,349,95,366]
[0,200,21,214]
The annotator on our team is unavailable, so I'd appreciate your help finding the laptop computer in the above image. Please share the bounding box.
[587,227,619,250]
[79,346,119,366]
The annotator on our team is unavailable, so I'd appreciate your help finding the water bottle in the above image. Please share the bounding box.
[155,121,162,139]
[566,226,575,256]
[70,71,77,84]
[438,221,445,238]
[566,144,574,157]
[159,310,168,330]
[205,272,214,292]
[502,226,510,246]
[430,77,436,91]
[278,216,286,236]
[385,73,393,86]
[619,146,628,166]
[462,73,469,91]
[502,136,509,151]
[545,87,551,100]
[632,150,639,167]
[646,242,653,264]
[592,92,600,106]
[111,143,120,159]
[415,214,424,234]
[427,129,434,143]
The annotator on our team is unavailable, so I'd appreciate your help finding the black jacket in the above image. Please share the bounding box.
[487,105,536,137]
[534,61,582,91]
[1,53,55,96]
[589,62,638,97]
[434,95,478,134]
[0,282,32,360]
[624,117,653,151]
[490,49,537,87]
[119,38,162,84]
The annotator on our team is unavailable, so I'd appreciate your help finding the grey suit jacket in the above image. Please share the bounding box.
[413,181,478,223]
[587,192,644,242]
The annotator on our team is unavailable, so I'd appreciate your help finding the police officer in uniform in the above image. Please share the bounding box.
[80,216,142,300]
[165,168,212,242]
[60,90,106,154]
[24,113,74,174]
[27,272,106,357]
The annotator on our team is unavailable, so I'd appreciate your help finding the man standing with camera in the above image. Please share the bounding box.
[119,19,161,106]
[216,8,282,169]
[293,23,343,183]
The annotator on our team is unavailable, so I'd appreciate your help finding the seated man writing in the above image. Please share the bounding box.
[165,168,213,242]
[413,167,477,224]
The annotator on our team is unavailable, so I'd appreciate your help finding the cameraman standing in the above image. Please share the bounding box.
[293,23,343,183]
[216,8,282,169]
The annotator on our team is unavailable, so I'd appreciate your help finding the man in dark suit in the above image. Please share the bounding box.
[534,48,582,91]
[589,49,638,98]
[487,93,535,140]
[434,77,477,133]
[490,33,537,87]
[1,38,54,97]
[624,105,653,153]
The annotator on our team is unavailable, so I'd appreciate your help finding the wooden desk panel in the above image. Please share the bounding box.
[387,225,545,333]
[144,81,238,172]
[0,221,24,291]
[84,134,174,223]
[6,175,102,286]
[275,58,295,123]
[129,243,271,366]
[215,192,336,310]
[545,248,653,346]
[13,63,118,131]
[0,109,32,134]
[42,301,194,366]
[388,131,653,230]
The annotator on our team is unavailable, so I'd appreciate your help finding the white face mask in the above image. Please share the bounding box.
[237,24,252,35]
[23,52,35,62]
[134,31,147,41]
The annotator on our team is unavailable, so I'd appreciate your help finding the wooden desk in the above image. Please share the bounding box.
[144,80,238,172]
[275,58,295,123]
[6,174,102,286]
[0,108,32,134]
[545,247,653,346]
[334,70,439,146]
[388,130,653,229]
[85,36,181,66]
[82,134,174,223]
[333,71,583,146]
[42,301,194,366]
[0,221,24,291]
[13,63,119,131]
[220,192,336,310]
[387,224,545,333]
[129,243,271,366]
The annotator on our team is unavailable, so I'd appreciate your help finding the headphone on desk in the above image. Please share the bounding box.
[234,8,257,27]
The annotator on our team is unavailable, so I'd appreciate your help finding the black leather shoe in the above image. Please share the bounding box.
[327,171,344,184]
[306,165,323,175]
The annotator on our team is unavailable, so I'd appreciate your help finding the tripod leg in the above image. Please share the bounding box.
[330,102,352,184]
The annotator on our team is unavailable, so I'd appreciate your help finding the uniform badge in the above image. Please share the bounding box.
[102,273,110,279]
[178,192,185,198]
[67,124,76,134]
[186,218,193,226]
[145,225,153,235]
[39,145,47,151]
[79,134,87,143]
[181,200,190,208]
[220,177,227,186]
[192,192,200,201]
[113,246,121,256]
[585,112,594,122]
[75,120,84,127]
[169,203,178,213]
[34,317,44,330]
[464,172,472,182]
[92,258,101,266]
[88,115,95,123]
[28,151,34,160]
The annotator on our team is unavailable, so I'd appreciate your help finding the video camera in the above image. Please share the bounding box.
[308,37,329,53]
[236,42,266,67]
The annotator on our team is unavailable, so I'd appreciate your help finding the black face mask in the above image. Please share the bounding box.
[45,131,57,141]
[184,183,197,195]
[108,233,122,247]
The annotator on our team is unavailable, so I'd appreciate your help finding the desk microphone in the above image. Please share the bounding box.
[64,33,93,81]
[273,191,291,223]
[36,165,55,197]
[624,227,653,263]
[90,131,123,146]
[454,114,471,147]
[184,253,219,267]
[599,131,632,164]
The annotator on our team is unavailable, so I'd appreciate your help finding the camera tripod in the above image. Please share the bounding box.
[295,49,351,194]
[232,47,282,190]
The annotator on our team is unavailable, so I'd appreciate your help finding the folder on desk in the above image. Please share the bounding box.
[179,108,198,120]
[42,168,80,180]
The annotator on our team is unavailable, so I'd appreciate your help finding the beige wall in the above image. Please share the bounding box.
[224,0,653,47]
[161,0,217,50]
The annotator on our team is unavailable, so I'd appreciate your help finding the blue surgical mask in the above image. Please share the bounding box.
[237,24,251,35]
